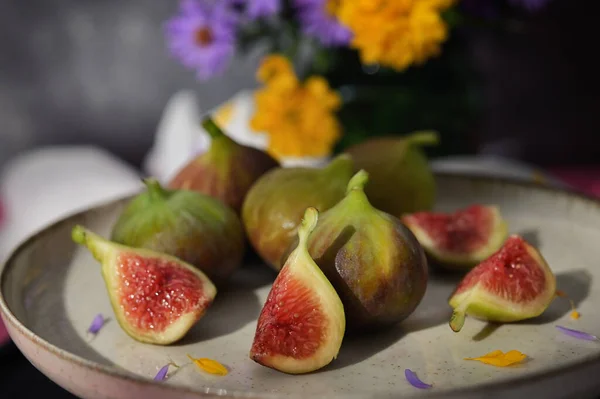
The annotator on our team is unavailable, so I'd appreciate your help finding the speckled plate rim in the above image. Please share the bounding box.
[1,171,600,399]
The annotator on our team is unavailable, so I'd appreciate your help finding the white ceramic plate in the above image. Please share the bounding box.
[1,173,600,399]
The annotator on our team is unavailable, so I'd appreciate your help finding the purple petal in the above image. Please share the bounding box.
[154,364,170,381]
[247,0,281,19]
[292,0,352,47]
[87,314,105,334]
[405,369,432,389]
[163,0,237,81]
[556,325,598,341]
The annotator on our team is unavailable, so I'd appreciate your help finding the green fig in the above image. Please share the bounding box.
[168,117,279,214]
[241,154,355,271]
[284,170,429,332]
[344,131,439,217]
[111,178,245,285]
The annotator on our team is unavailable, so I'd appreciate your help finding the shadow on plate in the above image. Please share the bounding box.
[523,269,592,324]
[326,272,458,371]
[173,262,274,345]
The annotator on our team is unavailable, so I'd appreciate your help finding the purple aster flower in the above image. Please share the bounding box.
[246,0,281,20]
[509,0,552,11]
[293,0,352,47]
[165,0,239,81]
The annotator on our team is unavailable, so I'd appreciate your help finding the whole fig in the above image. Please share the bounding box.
[111,178,245,286]
[284,170,429,332]
[242,154,355,271]
[168,117,279,214]
[344,131,439,217]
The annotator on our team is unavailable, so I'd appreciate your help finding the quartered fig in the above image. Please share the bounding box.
[448,235,556,332]
[242,154,354,271]
[72,226,217,345]
[402,204,509,271]
[285,170,429,332]
[111,178,245,285]
[344,131,439,217]
[169,117,279,214]
[250,207,345,374]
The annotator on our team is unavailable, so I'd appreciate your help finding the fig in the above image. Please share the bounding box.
[110,178,245,286]
[71,225,217,345]
[249,207,345,374]
[285,170,429,331]
[402,204,509,271]
[344,131,439,217]
[242,154,355,271]
[448,234,556,332]
[168,117,279,214]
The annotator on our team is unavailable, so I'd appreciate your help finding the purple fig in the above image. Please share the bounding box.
[110,178,245,286]
[283,170,429,332]
[241,154,355,271]
[168,117,279,214]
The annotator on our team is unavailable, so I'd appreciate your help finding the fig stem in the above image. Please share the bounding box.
[143,178,169,202]
[405,130,440,147]
[71,225,110,264]
[346,169,369,195]
[201,117,225,140]
[297,207,319,249]
[449,310,466,332]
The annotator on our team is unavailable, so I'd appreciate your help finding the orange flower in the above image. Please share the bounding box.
[250,55,342,159]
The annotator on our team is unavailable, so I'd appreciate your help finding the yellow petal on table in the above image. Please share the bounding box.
[465,350,527,367]
[187,354,228,376]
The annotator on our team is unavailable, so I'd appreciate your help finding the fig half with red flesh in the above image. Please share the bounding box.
[72,225,217,345]
[250,207,345,374]
[402,205,508,270]
[448,234,556,332]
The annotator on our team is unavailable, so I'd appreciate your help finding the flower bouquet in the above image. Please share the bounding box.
[162,0,553,166]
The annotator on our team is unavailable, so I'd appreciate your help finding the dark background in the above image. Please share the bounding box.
[1,0,599,397]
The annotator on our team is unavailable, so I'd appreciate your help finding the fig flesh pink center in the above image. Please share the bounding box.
[454,237,547,304]
[408,205,493,253]
[251,267,327,360]
[117,253,208,333]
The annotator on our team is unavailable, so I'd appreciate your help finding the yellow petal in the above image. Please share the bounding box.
[465,350,527,367]
[187,354,228,376]
[571,310,581,320]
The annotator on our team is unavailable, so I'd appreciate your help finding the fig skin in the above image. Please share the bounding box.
[72,225,217,346]
[402,205,509,272]
[344,131,439,218]
[249,207,346,374]
[110,178,245,286]
[168,117,279,214]
[241,154,355,271]
[283,170,429,332]
[448,234,557,332]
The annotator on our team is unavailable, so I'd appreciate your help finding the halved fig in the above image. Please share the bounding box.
[402,204,508,270]
[72,225,217,345]
[448,234,556,332]
[249,207,346,374]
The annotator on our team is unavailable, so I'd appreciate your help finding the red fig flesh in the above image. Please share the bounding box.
[250,208,345,374]
[72,225,217,345]
[448,235,556,332]
[402,205,508,270]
